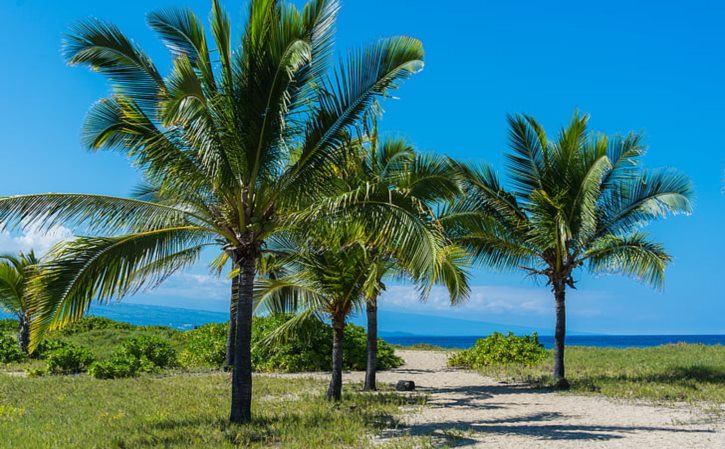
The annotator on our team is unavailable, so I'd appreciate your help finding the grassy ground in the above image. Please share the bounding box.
[0,372,427,449]
[473,343,725,403]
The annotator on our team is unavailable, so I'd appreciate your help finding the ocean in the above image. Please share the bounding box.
[2,302,724,349]
[384,334,725,349]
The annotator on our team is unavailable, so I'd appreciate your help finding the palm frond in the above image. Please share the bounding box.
[0,194,206,234]
[27,227,214,349]
[63,19,164,110]
[583,232,671,289]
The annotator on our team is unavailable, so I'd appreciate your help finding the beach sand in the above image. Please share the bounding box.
[277,350,725,448]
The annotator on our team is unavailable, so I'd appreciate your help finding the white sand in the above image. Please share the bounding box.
[279,350,725,448]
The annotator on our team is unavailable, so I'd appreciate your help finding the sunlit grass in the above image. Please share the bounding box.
[473,343,725,403]
[0,372,426,449]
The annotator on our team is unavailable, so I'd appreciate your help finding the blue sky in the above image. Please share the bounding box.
[1,0,724,335]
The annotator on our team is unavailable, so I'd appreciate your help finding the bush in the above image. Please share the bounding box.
[178,323,228,368]
[341,325,403,371]
[448,332,547,368]
[0,335,25,363]
[46,345,95,374]
[117,335,177,370]
[88,335,177,379]
[178,316,404,372]
[88,354,140,379]
[55,316,133,336]
[32,338,70,359]
[25,367,48,377]
[0,319,19,334]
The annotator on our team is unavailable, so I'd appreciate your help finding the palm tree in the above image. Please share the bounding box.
[444,112,692,388]
[258,211,461,401]
[260,221,376,401]
[347,132,469,390]
[0,0,426,423]
[0,251,40,353]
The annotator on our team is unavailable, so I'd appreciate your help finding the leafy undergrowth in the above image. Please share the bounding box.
[0,373,426,449]
[474,344,725,403]
[0,316,403,375]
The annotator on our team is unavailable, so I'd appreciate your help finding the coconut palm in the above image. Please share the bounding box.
[444,112,692,388]
[257,133,469,399]
[0,0,426,423]
[348,132,470,390]
[257,212,463,401]
[0,251,40,353]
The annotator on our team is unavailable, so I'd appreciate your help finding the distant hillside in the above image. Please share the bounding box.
[2,302,568,336]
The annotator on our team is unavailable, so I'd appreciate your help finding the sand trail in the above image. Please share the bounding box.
[314,350,725,448]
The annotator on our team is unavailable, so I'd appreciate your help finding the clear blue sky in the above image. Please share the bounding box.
[1,0,724,334]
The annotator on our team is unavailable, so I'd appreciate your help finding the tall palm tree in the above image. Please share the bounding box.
[0,0,426,423]
[444,112,692,388]
[347,132,469,390]
[0,251,40,354]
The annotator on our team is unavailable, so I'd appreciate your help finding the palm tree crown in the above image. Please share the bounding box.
[445,112,693,386]
[0,0,427,423]
[0,251,40,353]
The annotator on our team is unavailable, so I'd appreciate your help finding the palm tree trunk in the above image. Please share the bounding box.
[17,312,30,354]
[363,297,378,391]
[326,314,345,401]
[230,254,256,424]
[224,276,239,371]
[552,279,569,389]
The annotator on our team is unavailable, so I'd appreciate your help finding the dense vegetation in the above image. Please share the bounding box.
[0,316,402,376]
[472,343,725,403]
[447,332,548,368]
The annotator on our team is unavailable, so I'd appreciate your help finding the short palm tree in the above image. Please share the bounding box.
[348,132,469,390]
[444,112,692,388]
[257,212,462,401]
[0,251,40,353]
[0,0,426,423]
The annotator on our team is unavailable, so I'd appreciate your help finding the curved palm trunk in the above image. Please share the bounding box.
[363,297,378,391]
[552,279,569,389]
[224,276,240,371]
[17,312,30,354]
[230,255,256,424]
[326,314,345,401]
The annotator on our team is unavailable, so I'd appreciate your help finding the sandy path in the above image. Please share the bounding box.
[283,350,725,448]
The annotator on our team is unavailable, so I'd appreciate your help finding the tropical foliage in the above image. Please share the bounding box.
[0,251,40,353]
[0,0,427,422]
[447,332,547,368]
[443,112,693,387]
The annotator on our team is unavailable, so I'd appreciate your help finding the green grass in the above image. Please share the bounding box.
[0,372,426,449]
[473,343,725,403]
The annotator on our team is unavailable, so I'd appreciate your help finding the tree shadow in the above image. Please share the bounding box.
[389,412,715,447]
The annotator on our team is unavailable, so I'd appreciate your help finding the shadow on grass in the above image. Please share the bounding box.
[118,391,422,448]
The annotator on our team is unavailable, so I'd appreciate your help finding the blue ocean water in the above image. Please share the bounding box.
[385,334,725,349]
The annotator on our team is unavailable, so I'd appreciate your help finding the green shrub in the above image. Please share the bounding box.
[178,323,228,368]
[88,354,140,379]
[341,325,403,370]
[117,335,177,370]
[448,332,547,368]
[25,367,48,377]
[46,344,95,374]
[178,316,404,373]
[32,338,70,359]
[55,316,133,336]
[0,319,19,334]
[88,335,177,379]
[0,334,26,363]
